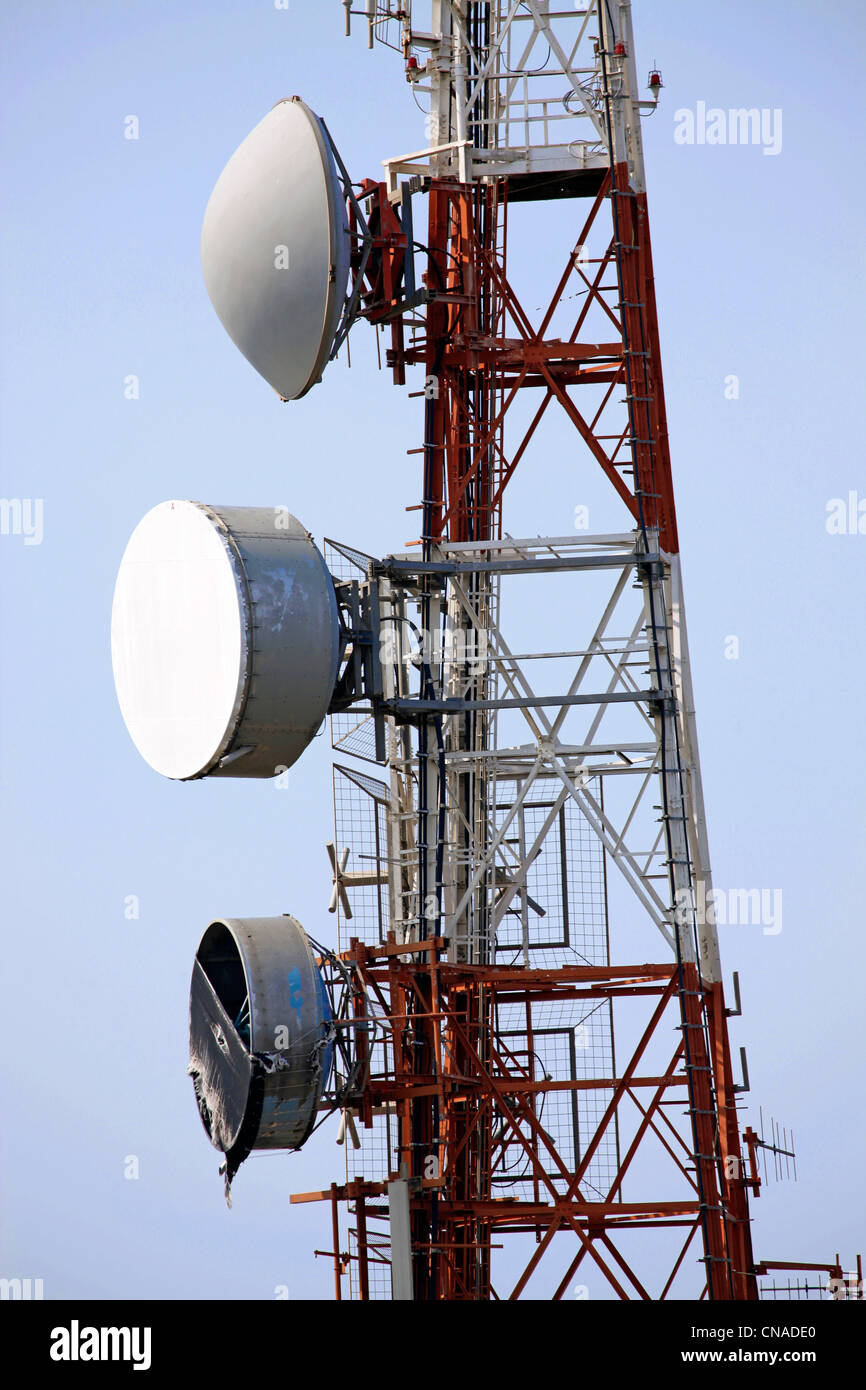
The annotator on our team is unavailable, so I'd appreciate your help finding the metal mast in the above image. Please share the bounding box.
[312,0,758,1301]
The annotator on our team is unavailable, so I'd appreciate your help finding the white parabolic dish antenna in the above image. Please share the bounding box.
[201,97,351,401]
[111,501,341,781]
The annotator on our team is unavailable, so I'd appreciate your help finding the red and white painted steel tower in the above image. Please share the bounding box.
[291,0,760,1302]
[285,2,858,1301]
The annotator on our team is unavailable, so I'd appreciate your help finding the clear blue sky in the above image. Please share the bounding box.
[1,0,863,1299]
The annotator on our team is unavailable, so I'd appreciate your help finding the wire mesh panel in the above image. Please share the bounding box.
[494,776,609,967]
[492,775,620,1201]
[331,705,382,764]
[344,1018,398,1300]
[346,1143,395,1299]
[331,756,396,1297]
[332,763,390,948]
[323,537,375,582]
[758,1278,844,1301]
[347,1203,393,1302]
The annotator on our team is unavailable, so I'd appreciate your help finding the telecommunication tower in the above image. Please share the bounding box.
[314,0,755,1302]
[110,2,861,1301]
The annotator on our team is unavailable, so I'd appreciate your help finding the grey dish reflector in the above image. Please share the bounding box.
[110,500,341,780]
[188,916,334,1196]
[201,97,351,401]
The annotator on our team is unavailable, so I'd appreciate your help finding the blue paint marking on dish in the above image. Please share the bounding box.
[287,965,303,1021]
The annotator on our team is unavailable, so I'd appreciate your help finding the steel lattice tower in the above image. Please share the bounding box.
[300,0,759,1301]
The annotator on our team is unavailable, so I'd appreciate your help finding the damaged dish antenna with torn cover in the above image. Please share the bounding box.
[110,500,341,781]
[201,96,351,401]
[188,915,334,1201]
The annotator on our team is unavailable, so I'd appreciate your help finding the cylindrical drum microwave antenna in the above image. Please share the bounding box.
[201,97,351,401]
[111,500,341,780]
[188,915,334,1194]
